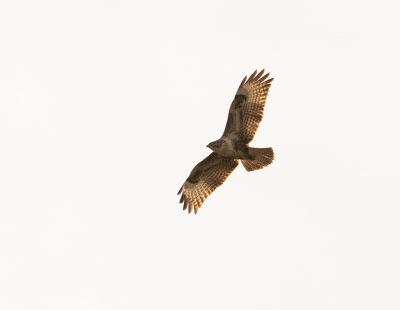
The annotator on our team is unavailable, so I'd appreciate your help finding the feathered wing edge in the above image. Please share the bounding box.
[239,69,274,89]
[177,154,239,215]
[223,69,274,140]
[235,69,274,144]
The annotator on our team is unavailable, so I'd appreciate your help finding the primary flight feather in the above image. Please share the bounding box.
[178,69,274,214]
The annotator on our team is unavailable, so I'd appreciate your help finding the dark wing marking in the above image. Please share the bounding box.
[177,152,238,214]
[223,69,274,144]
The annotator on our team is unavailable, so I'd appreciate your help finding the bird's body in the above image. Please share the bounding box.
[207,136,250,159]
[178,69,275,214]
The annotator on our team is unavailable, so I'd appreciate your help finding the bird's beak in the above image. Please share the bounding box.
[206,143,211,148]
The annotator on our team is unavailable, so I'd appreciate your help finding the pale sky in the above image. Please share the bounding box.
[1,1,399,309]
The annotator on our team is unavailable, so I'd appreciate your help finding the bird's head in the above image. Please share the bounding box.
[206,139,224,152]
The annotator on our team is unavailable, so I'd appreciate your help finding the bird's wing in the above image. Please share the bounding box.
[222,69,273,144]
[177,152,239,214]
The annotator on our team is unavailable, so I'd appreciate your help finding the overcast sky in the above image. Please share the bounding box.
[1,1,399,309]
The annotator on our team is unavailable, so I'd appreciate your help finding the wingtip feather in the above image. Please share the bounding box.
[258,72,270,83]
[263,77,274,84]
[246,70,258,84]
[239,76,247,88]
[253,69,265,82]
[177,185,183,195]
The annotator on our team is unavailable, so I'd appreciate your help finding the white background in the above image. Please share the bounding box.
[1,1,399,309]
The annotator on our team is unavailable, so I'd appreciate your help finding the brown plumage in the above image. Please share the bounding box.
[178,70,274,214]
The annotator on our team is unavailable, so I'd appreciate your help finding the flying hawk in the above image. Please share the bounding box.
[178,69,274,214]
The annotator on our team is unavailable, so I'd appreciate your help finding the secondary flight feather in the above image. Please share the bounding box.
[178,69,274,214]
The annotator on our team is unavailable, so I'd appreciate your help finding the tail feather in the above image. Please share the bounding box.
[242,147,274,172]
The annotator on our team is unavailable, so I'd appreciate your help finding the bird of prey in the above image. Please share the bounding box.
[178,69,274,214]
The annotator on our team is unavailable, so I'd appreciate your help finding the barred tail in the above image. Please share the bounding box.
[241,147,274,172]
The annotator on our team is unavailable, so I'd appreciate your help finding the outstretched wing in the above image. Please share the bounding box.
[223,69,273,144]
[177,152,238,215]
